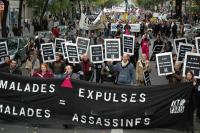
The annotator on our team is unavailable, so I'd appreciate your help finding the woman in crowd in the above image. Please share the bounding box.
[184,70,197,86]
[32,63,54,78]
[141,33,151,60]
[79,53,94,81]
[183,70,197,132]
[124,22,131,35]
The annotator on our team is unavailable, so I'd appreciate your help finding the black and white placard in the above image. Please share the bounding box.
[183,52,200,79]
[174,38,187,53]
[55,38,66,54]
[156,52,174,76]
[90,44,104,63]
[123,34,135,55]
[195,37,200,53]
[0,41,8,64]
[41,43,56,63]
[76,37,90,55]
[104,39,121,61]
[61,41,73,59]
[66,43,80,63]
[61,42,67,59]
[177,43,193,62]
[150,45,164,61]
[144,71,151,86]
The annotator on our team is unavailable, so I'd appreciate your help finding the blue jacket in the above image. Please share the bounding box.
[111,62,134,85]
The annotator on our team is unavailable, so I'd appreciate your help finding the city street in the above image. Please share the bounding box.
[0,0,200,133]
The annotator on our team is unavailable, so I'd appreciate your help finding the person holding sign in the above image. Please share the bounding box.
[110,53,135,85]
[136,54,151,86]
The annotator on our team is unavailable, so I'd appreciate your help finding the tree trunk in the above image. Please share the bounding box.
[78,0,81,14]
[17,0,24,36]
[1,0,9,37]
[40,0,49,24]
[175,0,182,20]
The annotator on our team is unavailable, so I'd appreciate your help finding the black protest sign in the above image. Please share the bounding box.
[66,44,80,63]
[61,42,67,59]
[62,41,73,59]
[76,37,90,55]
[144,71,151,86]
[156,52,174,76]
[41,43,56,63]
[183,53,200,79]
[174,38,187,53]
[195,37,200,53]
[123,34,135,55]
[55,38,66,54]
[0,42,8,64]
[104,39,121,61]
[150,45,164,61]
[177,43,193,62]
[90,45,104,63]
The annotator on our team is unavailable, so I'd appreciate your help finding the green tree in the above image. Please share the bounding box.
[26,0,49,23]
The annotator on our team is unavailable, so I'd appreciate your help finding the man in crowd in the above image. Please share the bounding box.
[4,59,22,75]
[166,61,182,84]
[136,54,151,86]
[63,65,79,79]
[49,54,65,78]
[110,53,135,85]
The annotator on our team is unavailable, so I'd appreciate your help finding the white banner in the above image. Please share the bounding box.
[79,13,105,30]
[111,23,140,32]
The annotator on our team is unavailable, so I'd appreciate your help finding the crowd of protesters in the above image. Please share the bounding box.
[0,10,200,123]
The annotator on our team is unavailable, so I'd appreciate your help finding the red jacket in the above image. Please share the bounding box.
[52,28,60,38]
[32,71,54,78]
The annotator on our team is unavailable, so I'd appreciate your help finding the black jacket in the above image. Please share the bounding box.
[4,66,22,75]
